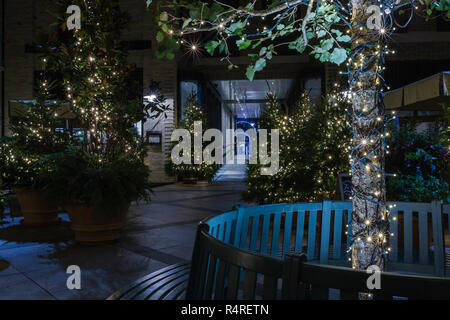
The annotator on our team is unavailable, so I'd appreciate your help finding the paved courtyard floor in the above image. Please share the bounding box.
[0,182,251,300]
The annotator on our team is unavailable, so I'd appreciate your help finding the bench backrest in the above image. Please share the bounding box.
[187,224,450,300]
[283,253,450,300]
[206,200,449,276]
[186,223,284,300]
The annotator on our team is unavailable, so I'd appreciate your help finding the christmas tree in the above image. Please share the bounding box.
[243,91,351,204]
[0,82,70,190]
[166,92,219,182]
[40,0,149,161]
[22,0,166,213]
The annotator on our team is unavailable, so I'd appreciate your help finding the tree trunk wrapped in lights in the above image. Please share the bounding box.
[349,0,388,271]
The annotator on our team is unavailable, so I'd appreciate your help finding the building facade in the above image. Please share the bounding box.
[1,0,449,183]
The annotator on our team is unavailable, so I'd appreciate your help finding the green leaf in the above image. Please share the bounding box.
[182,18,192,29]
[317,30,327,38]
[236,39,252,50]
[246,65,255,81]
[146,0,152,8]
[259,47,267,56]
[156,31,164,43]
[331,29,343,37]
[321,39,333,51]
[189,9,200,20]
[160,12,168,22]
[205,41,219,56]
[254,58,266,72]
[252,40,263,49]
[155,49,166,59]
[330,48,347,65]
[336,35,351,42]
[219,42,226,54]
[166,52,175,60]
[228,21,246,33]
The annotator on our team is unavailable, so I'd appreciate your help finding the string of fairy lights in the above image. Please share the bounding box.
[38,0,142,160]
[340,0,419,267]
[162,0,435,268]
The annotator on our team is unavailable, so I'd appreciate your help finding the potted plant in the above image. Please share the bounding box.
[34,0,169,243]
[0,94,70,227]
[42,149,152,243]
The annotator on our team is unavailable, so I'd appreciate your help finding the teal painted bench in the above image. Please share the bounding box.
[207,200,450,277]
[109,222,450,300]
[109,200,450,300]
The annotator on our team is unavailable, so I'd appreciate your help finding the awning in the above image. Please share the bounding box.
[383,71,450,111]
[9,100,76,119]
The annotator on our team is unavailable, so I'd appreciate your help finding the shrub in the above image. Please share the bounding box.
[41,148,152,215]
[386,123,449,202]
[243,92,351,204]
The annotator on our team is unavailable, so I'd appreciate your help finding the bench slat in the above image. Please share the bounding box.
[135,268,190,300]
[243,270,257,300]
[262,275,278,300]
[283,211,293,256]
[295,210,305,253]
[307,211,317,260]
[226,264,240,300]
[110,263,189,300]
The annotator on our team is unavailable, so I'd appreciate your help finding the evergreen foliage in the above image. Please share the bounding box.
[166,93,219,181]
[243,91,351,204]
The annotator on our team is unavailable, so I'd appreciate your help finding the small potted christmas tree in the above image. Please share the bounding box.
[166,92,218,183]
[0,89,70,226]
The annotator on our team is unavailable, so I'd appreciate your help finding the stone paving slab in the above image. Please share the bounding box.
[0,182,251,300]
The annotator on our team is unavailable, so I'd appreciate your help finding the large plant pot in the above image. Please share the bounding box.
[13,188,60,227]
[182,177,198,184]
[66,202,130,245]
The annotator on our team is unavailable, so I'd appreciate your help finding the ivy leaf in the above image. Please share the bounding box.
[321,39,333,51]
[246,65,255,81]
[259,47,267,56]
[219,42,226,54]
[317,30,327,38]
[331,29,343,37]
[254,58,266,72]
[337,35,351,42]
[228,21,246,33]
[330,48,347,65]
[236,39,252,50]
[205,41,219,55]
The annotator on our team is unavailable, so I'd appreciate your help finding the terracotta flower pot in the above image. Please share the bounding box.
[13,188,60,227]
[182,177,198,184]
[66,202,130,245]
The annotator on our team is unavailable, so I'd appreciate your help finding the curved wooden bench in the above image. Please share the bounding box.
[109,200,450,300]
[107,263,190,300]
[110,223,450,300]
